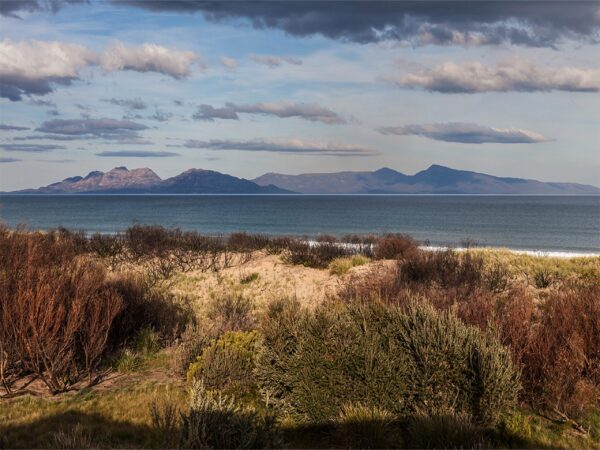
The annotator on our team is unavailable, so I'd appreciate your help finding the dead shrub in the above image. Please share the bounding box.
[373,234,418,260]
[206,294,255,334]
[284,240,350,268]
[0,227,123,394]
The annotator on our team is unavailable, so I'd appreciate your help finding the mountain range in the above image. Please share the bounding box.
[7,165,600,195]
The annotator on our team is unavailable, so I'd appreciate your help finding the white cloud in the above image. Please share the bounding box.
[100,41,200,78]
[0,39,98,100]
[0,39,201,100]
[379,123,552,144]
[384,58,600,93]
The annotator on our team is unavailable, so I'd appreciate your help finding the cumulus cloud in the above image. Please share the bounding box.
[37,118,148,139]
[0,39,98,101]
[379,123,552,144]
[250,54,302,68]
[183,138,376,156]
[0,157,21,163]
[0,143,65,152]
[113,1,600,48]
[0,39,201,100]
[100,42,200,79]
[96,150,179,157]
[384,59,600,93]
[220,56,237,70]
[103,97,148,110]
[192,102,345,124]
[0,123,29,131]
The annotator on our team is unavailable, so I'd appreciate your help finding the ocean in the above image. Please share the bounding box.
[0,195,598,255]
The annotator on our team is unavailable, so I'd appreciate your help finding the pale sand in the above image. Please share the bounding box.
[170,251,381,312]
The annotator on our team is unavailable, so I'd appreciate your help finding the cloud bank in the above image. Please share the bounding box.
[379,123,552,144]
[0,143,65,152]
[37,118,148,139]
[112,1,600,48]
[385,59,600,93]
[193,102,345,124]
[183,138,376,156]
[0,39,200,100]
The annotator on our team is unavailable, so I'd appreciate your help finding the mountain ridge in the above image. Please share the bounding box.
[6,164,599,195]
[253,165,600,195]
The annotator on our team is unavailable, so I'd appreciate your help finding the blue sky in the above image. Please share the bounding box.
[0,0,599,190]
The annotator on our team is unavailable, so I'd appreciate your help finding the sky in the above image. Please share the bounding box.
[0,0,599,190]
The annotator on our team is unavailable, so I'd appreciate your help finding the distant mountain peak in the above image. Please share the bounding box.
[253,165,600,195]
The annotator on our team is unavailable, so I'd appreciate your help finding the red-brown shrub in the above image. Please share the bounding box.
[0,227,123,394]
[373,234,418,260]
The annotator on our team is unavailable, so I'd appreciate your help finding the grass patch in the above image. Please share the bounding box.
[240,272,259,284]
[0,381,186,449]
[329,255,370,275]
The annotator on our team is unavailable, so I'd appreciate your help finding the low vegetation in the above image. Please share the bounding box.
[0,224,598,449]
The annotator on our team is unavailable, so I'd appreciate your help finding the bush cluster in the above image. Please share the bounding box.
[0,226,189,395]
[256,298,519,426]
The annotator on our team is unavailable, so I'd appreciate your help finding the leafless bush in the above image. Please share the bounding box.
[373,234,418,260]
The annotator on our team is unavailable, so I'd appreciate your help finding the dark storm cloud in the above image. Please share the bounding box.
[379,123,551,144]
[95,150,179,157]
[0,143,65,152]
[0,0,85,18]
[37,118,148,139]
[112,1,600,47]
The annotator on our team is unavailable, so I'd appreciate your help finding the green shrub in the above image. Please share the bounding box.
[187,331,260,392]
[178,381,280,449]
[206,294,255,333]
[335,403,402,449]
[256,299,519,425]
[256,299,408,422]
[114,349,144,373]
[134,328,160,356]
[329,256,370,275]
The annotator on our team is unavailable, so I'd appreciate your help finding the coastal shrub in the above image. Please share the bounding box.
[178,381,279,449]
[335,403,401,449]
[373,233,418,260]
[400,249,486,289]
[284,240,350,268]
[172,324,218,377]
[533,268,554,288]
[187,331,260,392]
[517,282,600,417]
[228,232,271,252]
[206,293,255,333]
[256,298,519,425]
[88,233,125,267]
[0,227,124,393]
[106,273,192,349]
